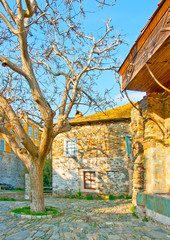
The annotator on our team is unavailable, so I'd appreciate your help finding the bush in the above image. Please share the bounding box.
[142,216,148,222]
[0,198,16,201]
[130,206,135,213]
[125,195,132,199]
[43,158,52,188]
[109,195,116,200]
[87,195,93,200]
[132,212,139,218]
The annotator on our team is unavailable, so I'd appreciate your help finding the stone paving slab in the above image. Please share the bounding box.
[0,198,169,239]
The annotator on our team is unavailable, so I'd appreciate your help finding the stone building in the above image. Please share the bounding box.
[52,103,133,197]
[119,0,170,225]
[0,117,41,189]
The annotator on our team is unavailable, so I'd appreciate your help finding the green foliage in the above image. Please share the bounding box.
[130,206,135,213]
[96,196,107,200]
[109,195,116,200]
[86,195,93,200]
[132,212,139,218]
[78,191,81,197]
[69,192,83,199]
[11,206,60,216]
[109,194,126,200]
[68,194,130,201]
[125,195,132,199]
[118,195,124,199]
[130,206,139,218]
[0,198,16,201]
[43,158,52,188]
[142,216,148,222]
[14,188,24,192]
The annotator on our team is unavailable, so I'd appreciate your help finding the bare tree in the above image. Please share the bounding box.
[0,0,122,212]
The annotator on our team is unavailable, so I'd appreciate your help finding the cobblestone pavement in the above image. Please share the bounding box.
[0,198,170,240]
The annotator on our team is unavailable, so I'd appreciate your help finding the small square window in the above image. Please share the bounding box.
[65,138,77,157]
[0,139,5,151]
[84,171,96,190]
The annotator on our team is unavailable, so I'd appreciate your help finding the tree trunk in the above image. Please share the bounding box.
[30,158,45,213]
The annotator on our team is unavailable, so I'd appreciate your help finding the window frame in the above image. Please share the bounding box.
[28,125,33,137]
[84,171,96,190]
[34,127,38,140]
[125,135,132,157]
[64,138,77,157]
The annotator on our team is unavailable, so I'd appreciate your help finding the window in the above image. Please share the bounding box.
[28,125,32,137]
[125,136,132,157]
[34,128,38,140]
[84,171,96,190]
[0,139,5,151]
[65,138,77,157]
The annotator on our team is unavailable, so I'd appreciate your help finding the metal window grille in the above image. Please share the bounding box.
[65,139,77,157]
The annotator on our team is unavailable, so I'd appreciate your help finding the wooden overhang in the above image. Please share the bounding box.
[118,0,170,93]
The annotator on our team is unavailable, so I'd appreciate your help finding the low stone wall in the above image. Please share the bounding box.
[136,192,170,226]
[0,191,25,200]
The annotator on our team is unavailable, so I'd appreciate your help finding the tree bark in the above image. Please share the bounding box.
[29,158,45,213]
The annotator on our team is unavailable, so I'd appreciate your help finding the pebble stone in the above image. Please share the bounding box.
[0,197,169,240]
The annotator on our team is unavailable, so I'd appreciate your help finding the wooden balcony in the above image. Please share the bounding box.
[119,0,170,93]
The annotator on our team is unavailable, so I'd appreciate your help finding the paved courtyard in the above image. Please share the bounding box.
[0,197,169,240]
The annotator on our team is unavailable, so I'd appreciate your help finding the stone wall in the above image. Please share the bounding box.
[0,151,26,188]
[53,120,131,197]
[25,173,30,199]
[131,93,170,205]
[0,191,25,200]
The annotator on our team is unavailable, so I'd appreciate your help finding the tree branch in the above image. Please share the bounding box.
[0,55,29,78]
[0,11,17,34]
[0,94,38,156]
[24,0,38,18]
[0,0,16,23]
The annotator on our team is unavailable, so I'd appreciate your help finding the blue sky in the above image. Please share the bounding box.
[0,1,161,117]
[83,0,160,108]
